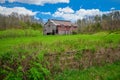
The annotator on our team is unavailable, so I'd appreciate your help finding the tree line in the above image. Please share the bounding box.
[77,10,120,33]
[0,12,43,30]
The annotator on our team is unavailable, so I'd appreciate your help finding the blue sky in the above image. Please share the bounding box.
[0,0,120,22]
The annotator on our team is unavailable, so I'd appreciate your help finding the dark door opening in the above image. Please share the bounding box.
[52,30,55,35]
[47,33,51,35]
[56,27,58,34]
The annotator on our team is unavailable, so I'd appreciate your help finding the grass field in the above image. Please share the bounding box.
[54,61,120,80]
[0,29,120,80]
[0,30,120,54]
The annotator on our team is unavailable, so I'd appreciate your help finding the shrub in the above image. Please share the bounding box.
[72,31,78,34]
[0,44,50,80]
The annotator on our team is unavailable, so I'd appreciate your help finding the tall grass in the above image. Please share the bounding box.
[0,29,42,39]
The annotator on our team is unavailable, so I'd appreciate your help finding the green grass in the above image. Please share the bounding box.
[0,30,120,55]
[0,29,120,80]
[0,29,42,39]
[54,61,120,80]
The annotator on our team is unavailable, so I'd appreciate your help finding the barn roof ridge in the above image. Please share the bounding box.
[50,19,71,22]
[45,19,77,26]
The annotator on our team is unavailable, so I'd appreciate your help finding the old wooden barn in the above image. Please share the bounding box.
[43,19,77,35]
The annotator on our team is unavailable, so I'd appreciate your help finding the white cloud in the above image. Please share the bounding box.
[0,6,36,16]
[8,0,15,3]
[110,7,115,11]
[53,7,105,21]
[41,12,51,15]
[0,0,5,3]
[0,0,69,5]
[58,6,74,13]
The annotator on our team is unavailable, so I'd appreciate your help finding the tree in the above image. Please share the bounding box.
[0,13,43,30]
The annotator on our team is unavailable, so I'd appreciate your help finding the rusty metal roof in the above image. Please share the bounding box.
[50,19,77,26]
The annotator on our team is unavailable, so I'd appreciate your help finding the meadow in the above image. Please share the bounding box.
[0,29,120,80]
[54,61,120,80]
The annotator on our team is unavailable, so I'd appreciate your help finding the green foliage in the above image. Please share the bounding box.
[28,62,50,80]
[20,21,43,30]
[81,22,102,33]
[0,44,50,80]
[30,23,43,30]
[74,51,83,60]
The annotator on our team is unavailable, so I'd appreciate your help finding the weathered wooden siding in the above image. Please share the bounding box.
[44,20,56,34]
[58,26,72,35]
